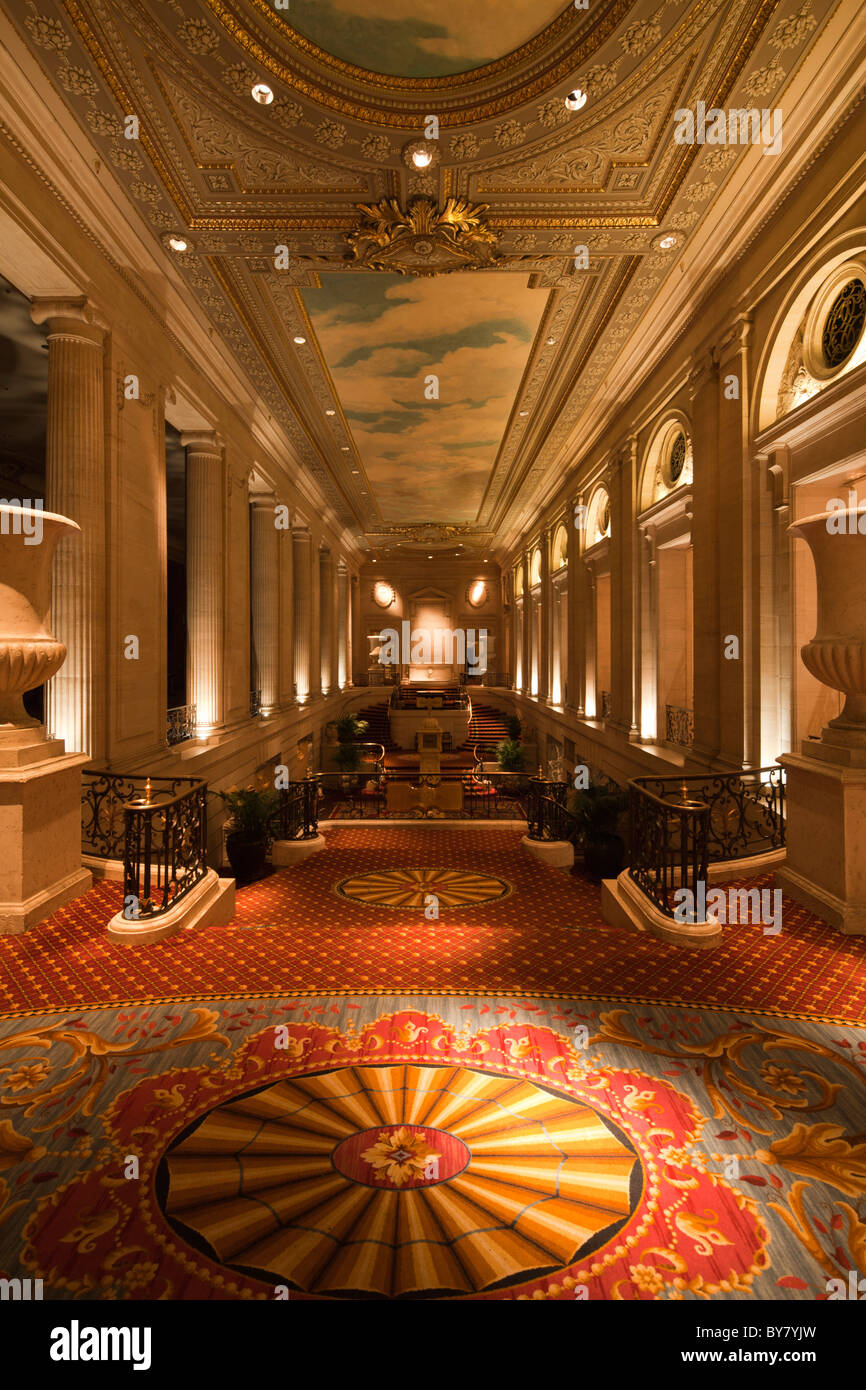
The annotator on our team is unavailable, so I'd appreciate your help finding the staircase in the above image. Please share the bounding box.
[356,703,395,750]
[467,702,510,747]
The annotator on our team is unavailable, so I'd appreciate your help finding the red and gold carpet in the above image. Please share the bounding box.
[0,827,864,1023]
[1,995,864,1300]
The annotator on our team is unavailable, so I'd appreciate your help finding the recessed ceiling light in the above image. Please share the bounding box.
[519,409,529,416]
[565,89,587,111]
[341,446,350,452]
[658,234,677,250]
[546,336,556,345]
[293,335,306,344]
[251,83,274,105]
[428,554,433,559]
[325,408,336,416]
[652,231,681,251]
[167,235,188,252]
[412,148,433,168]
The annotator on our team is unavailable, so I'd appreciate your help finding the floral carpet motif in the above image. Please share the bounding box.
[2,996,864,1301]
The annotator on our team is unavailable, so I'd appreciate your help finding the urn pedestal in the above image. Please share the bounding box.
[0,506,92,934]
[776,510,866,934]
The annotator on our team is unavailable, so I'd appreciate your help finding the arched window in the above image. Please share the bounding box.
[552,524,568,570]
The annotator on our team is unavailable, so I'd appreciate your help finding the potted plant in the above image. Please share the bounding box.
[334,740,363,788]
[335,712,369,743]
[567,783,628,881]
[495,737,526,772]
[504,714,523,741]
[221,787,279,883]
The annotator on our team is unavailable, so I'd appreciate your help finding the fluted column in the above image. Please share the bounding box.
[292,527,312,700]
[539,528,551,702]
[250,491,279,715]
[522,549,531,694]
[337,564,348,688]
[182,431,224,731]
[319,548,333,693]
[277,501,295,706]
[31,298,106,760]
[350,573,361,685]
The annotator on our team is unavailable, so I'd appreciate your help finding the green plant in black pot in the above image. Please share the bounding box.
[495,737,526,772]
[221,787,279,884]
[504,714,522,740]
[567,783,628,881]
[335,712,369,743]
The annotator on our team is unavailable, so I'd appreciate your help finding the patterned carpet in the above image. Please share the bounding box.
[0,826,864,1022]
[1,993,863,1301]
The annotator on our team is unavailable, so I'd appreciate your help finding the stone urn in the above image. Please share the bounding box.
[0,504,77,737]
[789,509,866,739]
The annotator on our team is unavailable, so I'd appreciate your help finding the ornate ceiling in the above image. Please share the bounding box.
[9,0,832,556]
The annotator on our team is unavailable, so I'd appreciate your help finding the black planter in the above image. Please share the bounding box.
[225,833,268,884]
[583,832,625,882]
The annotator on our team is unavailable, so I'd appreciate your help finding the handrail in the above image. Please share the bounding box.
[82,770,203,860]
[269,777,320,841]
[628,780,710,919]
[122,780,208,920]
[632,766,785,862]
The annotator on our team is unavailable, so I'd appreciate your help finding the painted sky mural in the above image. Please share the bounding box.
[301,273,547,522]
[280,0,567,77]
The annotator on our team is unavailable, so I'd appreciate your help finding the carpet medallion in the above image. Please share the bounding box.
[333,867,512,909]
[2,827,865,1022]
[3,995,863,1301]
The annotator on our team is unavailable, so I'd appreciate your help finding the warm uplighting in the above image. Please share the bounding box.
[469,580,486,606]
[251,83,274,105]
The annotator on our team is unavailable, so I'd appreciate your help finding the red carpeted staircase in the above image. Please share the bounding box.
[467,702,510,748]
[356,703,395,750]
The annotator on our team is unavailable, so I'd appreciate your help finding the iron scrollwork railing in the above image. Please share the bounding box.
[632,766,785,863]
[665,704,695,748]
[525,780,575,842]
[250,689,262,718]
[628,782,710,919]
[599,690,612,719]
[82,771,204,860]
[270,777,320,841]
[123,780,208,919]
[167,704,196,746]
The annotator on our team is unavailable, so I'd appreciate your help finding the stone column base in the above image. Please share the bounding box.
[0,749,92,934]
[776,753,866,935]
[602,870,722,948]
[520,836,574,869]
[107,868,235,945]
[271,834,327,866]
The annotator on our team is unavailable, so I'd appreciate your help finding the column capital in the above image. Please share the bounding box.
[31,296,107,343]
[716,311,754,360]
[181,429,222,455]
[249,486,276,509]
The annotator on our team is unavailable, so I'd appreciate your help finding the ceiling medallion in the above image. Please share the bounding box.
[346,197,500,277]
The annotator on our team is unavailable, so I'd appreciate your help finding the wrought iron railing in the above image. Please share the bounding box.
[167,704,196,746]
[632,766,785,863]
[599,690,612,719]
[82,770,204,860]
[269,777,320,841]
[628,781,710,918]
[665,703,695,747]
[526,780,574,841]
[123,780,208,920]
[315,769,556,821]
[250,689,262,717]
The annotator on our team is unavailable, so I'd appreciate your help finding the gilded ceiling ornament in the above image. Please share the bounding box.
[346,197,500,277]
